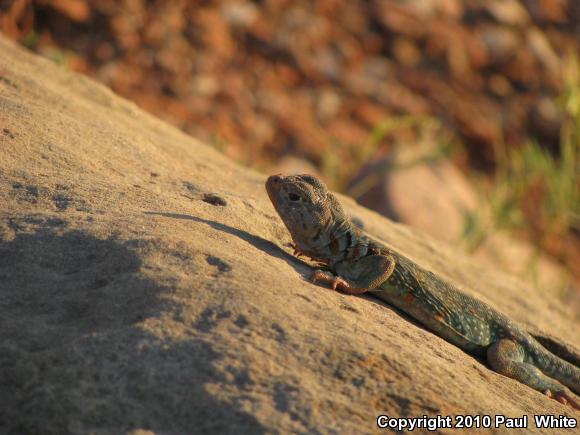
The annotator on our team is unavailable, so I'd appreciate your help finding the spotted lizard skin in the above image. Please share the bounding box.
[266,173,580,409]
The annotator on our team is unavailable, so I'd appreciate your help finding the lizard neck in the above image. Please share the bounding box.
[293,216,378,267]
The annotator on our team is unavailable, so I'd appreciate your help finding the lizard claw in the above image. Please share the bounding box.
[310,270,327,284]
[290,243,302,257]
[331,277,348,291]
[310,273,319,284]
[310,270,348,292]
[291,244,310,259]
[544,389,580,410]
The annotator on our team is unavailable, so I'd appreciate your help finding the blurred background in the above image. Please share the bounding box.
[1,0,578,297]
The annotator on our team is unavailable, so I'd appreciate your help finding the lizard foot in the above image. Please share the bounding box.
[290,243,306,258]
[544,389,580,410]
[310,270,349,291]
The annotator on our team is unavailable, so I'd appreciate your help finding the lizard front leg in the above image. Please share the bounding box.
[311,254,396,295]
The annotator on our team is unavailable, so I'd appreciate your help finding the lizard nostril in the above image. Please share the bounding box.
[268,174,282,184]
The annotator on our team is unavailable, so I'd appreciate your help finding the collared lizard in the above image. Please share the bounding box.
[266,173,580,409]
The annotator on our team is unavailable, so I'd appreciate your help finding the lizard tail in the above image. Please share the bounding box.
[530,333,580,367]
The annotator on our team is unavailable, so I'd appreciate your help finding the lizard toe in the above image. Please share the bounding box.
[310,270,325,284]
[559,393,580,411]
[545,389,580,410]
[331,277,349,291]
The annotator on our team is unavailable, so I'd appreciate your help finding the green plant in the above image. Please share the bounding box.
[22,31,39,50]
[488,56,579,240]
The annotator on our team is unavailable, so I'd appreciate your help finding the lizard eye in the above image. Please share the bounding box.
[288,193,301,201]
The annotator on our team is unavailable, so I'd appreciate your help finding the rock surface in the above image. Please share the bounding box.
[0,36,578,434]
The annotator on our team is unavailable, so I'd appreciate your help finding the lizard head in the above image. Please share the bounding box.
[265,173,349,245]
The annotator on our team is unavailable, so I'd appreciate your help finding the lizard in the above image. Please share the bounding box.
[265,173,580,409]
